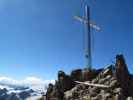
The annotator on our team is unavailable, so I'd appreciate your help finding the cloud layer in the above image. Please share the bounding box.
[0,76,55,93]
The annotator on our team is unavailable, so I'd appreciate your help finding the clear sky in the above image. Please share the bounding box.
[0,0,132,80]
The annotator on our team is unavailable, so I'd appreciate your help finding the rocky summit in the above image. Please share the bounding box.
[45,54,133,100]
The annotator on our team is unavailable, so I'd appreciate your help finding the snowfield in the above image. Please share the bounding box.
[0,76,55,99]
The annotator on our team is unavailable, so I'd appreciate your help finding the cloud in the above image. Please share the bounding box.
[0,76,55,93]
[0,76,55,85]
[0,76,19,85]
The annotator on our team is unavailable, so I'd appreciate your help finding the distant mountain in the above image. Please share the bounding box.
[0,76,55,100]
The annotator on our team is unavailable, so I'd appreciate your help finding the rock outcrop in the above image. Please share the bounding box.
[46,54,133,100]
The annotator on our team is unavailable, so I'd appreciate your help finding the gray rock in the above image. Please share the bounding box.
[91,87,100,94]
[101,93,112,100]
[127,97,133,100]
[92,78,98,84]
[110,80,118,88]
[91,96,99,100]
[89,90,97,97]
[98,75,111,85]
[113,88,122,94]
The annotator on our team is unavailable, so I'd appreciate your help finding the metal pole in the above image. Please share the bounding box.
[85,5,91,69]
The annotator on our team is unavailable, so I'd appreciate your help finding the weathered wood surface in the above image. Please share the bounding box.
[75,81,110,88]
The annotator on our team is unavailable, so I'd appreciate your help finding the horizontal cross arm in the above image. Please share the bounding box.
[74,16,101,31]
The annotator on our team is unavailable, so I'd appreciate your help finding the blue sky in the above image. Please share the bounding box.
[0,0,132,80]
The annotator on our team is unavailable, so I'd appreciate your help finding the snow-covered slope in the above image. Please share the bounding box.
[0,76,55,100]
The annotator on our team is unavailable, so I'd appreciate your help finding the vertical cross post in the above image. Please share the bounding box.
[85,5,91,69]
